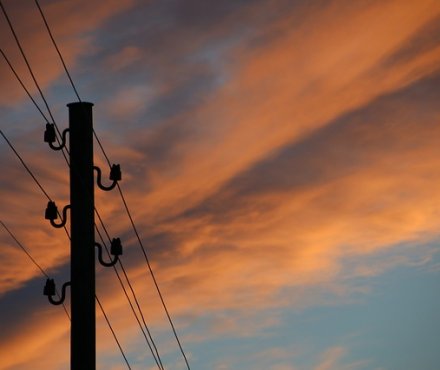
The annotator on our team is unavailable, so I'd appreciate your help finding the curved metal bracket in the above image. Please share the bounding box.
[46,280,71,306]
[50,204,71,229]
[94,165,120,191]
[95,242,119,267]
[47,127,69,151]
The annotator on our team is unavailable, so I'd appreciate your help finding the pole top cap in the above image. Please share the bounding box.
[67,102,94,108]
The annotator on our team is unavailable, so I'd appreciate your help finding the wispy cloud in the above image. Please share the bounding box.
[1,0,440,369]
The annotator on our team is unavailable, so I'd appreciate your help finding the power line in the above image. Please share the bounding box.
[1,129,52,201]
[117,184,191,370]
[95,213,165,370]
[117,257,165,370]
[0,220,70,320]
[1,129,71,239]
[33,0,112,167]
[33,0,81,102]
[0,1,56,127]
[1,220,48,278]
[0,0,70,166]
[0,48,49,122]
[96,295,132,370]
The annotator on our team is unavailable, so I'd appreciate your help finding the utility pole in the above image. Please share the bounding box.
[69,102,96,370]
[42,102,122,370]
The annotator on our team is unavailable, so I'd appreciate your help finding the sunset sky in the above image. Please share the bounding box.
[1,0,440,369]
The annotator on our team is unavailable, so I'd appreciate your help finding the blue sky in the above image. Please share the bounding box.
[1,0,440,369]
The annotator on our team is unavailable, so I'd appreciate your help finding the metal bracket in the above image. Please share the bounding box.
[50,204,71,229]
[44,124,69,151]
[94,164,121,191]
[95,242,119,267]
[44,279,71,306]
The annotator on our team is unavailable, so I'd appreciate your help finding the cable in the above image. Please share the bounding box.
[96,295,132,370]
[1,129,71,239]
[33,0,112,167]
[1,1,55,128]
[95,214,165,370]
[1,129,51,201]
[0,48,49,122]
[117,184,191,370]
[1,220,48,278]
[0,0,70,165]
[33,0,81,101]
[95,228,163,370]
[0,220,70,320]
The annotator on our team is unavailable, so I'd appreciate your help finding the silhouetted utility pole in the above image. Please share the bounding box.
[42,102,122,370]
[69,102,95,370]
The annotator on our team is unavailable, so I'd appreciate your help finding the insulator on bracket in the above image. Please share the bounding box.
[45,201,70,228]
[94,164,121,191]
[43,278,56,296]
[45,201,58,220]
[109,164,121,182]
[43,279,71,306]
[110,238,123,256]
[95,238,123,267]
[44,123,69,151]
[44,123,56,143]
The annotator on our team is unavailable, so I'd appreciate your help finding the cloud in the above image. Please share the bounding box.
[6,0,440,328]
[85,68,440,342]
[92,1,440,322]
[122,0,440,224]
[313,346,367,370]
[0,0,135,106]
[104,46,143,71]
[1,0,440,369]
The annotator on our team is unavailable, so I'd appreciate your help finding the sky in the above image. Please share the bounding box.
[0,0,440,369]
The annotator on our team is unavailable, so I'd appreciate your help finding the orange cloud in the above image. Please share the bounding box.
[0,0,135,106]
[1,0,440,368]
[127,0,440,223]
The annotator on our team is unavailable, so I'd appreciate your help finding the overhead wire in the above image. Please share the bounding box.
[32,0,190,367]
[117,184,191,370]
[1,220,48,278]
[0,129,71,239]
[1,129,51,201]
[0,220,71,320]
[0,48,49,122]
[96,295,132,370]
[33,0,112,166]
[1,1,56,128]
[0,0,70,166]
[95,212,165,370]
[32,0,80,102]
